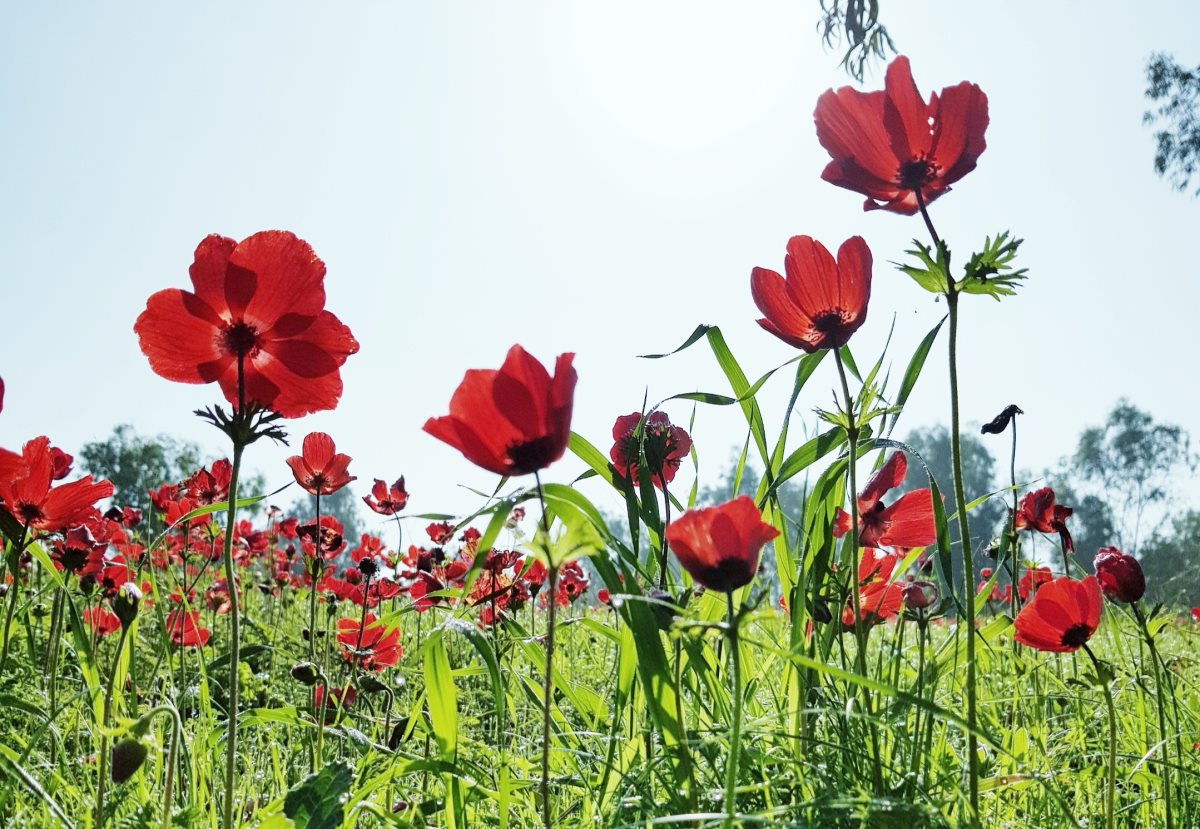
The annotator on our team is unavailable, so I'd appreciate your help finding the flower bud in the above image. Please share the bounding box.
[902,581,939,611]
[113,582,142,629]
[290,662,320,686]
[111,738,149,783]
[358,557,378,578]
[1093,547,1145,604]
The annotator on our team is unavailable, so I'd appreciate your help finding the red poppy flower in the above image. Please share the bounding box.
[313,684,355,722]
[83,606,121,637]
[49,447,73,481]
[185,460,232,505]
[1014,487,1074,553]
[337,612,402,671]
[1017,565,1052,602]
[832,453,936,549]
[814,55,989,214]
[286,432,355,496]
[1093,547,1145,604]
[751,235,872,353]
[0,437,114,532]
[165,609,211,648]
[424,345,576,477]
[134,230,359,418]
[901,580,938,611]
[363,477,408,515]
[842,580,904,629]
[609,411,692,489]
[1192,608,1200,623]
[664,496,779,593]
[1013,576,1102,653]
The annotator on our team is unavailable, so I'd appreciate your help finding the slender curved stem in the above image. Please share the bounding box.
[220,441,244,829]
[1083,644,1116,829]
[95,624,131,828]
[722,592,743,828]
[0,524,31,676]
[1133,603,1173,829]
[917,190,980,820]
[534,471,556,829]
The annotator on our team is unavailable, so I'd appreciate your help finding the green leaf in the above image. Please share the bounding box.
[283,762,354,829]
[958,231,1028,299]
[637,324,713,358]
[895,239,951,294]
[894,315,946,413]
[423,631,458,758]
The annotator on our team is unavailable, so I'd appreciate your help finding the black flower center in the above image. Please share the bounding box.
[898,157,941,190]
[16,502,43,523]
[221,321,261,358]
[812,309,851,334]
[507,435,559,476]
[1060,623,1092,649]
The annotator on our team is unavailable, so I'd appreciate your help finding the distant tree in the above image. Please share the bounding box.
[1070,399,1195,552]
[79,425,204,513]
[1145,53,1200,196]
[1139,510,1200,607]
[80,424,267,517]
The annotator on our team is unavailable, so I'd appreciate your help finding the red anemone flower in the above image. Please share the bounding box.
[832,453,936,549]
[1192,607,1200,623]
[165,609,211,648]
[664,496,779,593]
[0,437,114,532]
[1013,576,1102,653]
[424,345,576,477]
[337,612,402,671]
[1014,487,1074,553]
[286,432,356,496]
[83,606,121,637]
[752,235,872,353]
[842,580,904,629]
[814,55,989,214]
[609,411,692,489]
[1017,565,1052,602]
[1093,547,1146,604]
[363,477,409,515]
[134,230,359,418]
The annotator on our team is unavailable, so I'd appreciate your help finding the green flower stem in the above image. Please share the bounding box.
[916,190,980,820]
[1083,644,1116,829]
[220,439,244,829]
[722,591,742,829]
[534,470,557,829]
[95,623,131,828]
[833,347,883,794]
[0,523,31,676]
[1133,602,1173,829]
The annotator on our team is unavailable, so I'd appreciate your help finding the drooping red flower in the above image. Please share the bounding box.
[1192,607,1200,623]
[751,235,872,353]
[165,609,211,648]
[424,345,576,477]
[814,55,989,214]
[286,432,356,496]
[134,230,359,418]
[48,447,73,481]
[1014,487,1074,553]
[337,612,402,671]
[363,477,408,515]
[0,437,114,532]
[1013,576,1102,653]
[313,684,355,722]
[1093,547,1146,604]
[0,376,4,413]
[609,411,693,489]
[901,580,938,611]
[832,453,936,549]
[664,496,779,592]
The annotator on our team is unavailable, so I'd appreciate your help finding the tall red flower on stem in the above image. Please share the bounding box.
[424,345,576,477]
[832,452,936,549]
[363,477,408,515]
[752,235,872,353]
[286,432,356,496]
[609,410,692,488]
[814,55,989,214]
[336,612,402,671]
[664,496,779,592]
[134,230,359,418]
[165,609,211,648]
[1013,576,1102,653]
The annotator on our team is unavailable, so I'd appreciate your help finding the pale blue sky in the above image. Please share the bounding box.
[2,2,1196,523]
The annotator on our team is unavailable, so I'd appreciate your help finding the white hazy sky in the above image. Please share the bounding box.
[2,2,1197,523]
